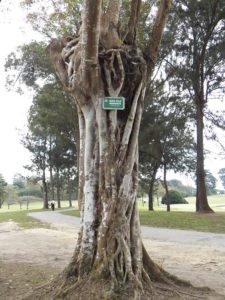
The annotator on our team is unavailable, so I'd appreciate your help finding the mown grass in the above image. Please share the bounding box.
[138,194,225,212]
[186,194,225,206]
[0,200,75,213]
[1,196,225,233]
[140,210,225,233]
[63,209,225,234]
[63,210,80,218]
[0,200,77,229]
[0,210,49,229]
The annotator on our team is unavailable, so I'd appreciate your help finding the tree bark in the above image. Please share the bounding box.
[125,0,142,45]
[56,168,61,208]
[195,97,214,213]
[148,163,158,211]
[163,164,170,212]
[67,170,72,207]
[49,136,55,201]
[46,0,176,298]
[49,165,55,201]
[42,168,48,209]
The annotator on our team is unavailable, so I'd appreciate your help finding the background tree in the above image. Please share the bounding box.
[0,174,7,208]
[6,42,78,208]
[139,89,195,211]
[218,168,225,190]
[5,185,19,209]
[168,179,196,197]
[167,0,225,213]
[20,0,82,38]
[205,170,217,195]
[22,82,77,208]
[160,123,195,212]
[23,131,49,208]
[5,41,53,92]
[12,173,26,189]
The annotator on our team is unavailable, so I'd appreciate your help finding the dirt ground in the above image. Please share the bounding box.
[0,221,225,300]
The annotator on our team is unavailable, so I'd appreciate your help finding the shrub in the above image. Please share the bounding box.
[161,190,188,205]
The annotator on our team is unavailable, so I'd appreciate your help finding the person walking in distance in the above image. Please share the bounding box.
[50,200,55,211]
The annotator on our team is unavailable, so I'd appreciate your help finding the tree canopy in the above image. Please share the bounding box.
[164,0,225,212]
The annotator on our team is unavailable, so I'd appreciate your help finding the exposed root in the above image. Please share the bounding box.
[22,264,221,300]
[32,282,51,291]
[142,244,191,287]
[21,236,220,300]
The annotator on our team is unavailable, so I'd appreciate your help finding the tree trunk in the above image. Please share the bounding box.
[148,163,158,211]
[49,45,159,297]
[49,165,55,201]
[47,43,184,298]
[64,55,147,284]
[56,168,61,208]
[44,1,188,298]
[163,164,170,212]
[67,170,72,207]
[148,187,154,211]
[196,98,214,213]
[42,168,48,209]
[49,136,55,201]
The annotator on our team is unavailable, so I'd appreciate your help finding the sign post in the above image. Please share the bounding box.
[103,97,125,110]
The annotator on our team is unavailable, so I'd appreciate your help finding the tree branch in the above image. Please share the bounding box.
[119,81,143,163]
[47,39,69,89]
[105,0,121,25]
[81,0,102,76]
[124,0,142,45]
[145,0,172,74]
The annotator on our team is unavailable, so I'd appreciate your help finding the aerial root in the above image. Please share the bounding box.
[53,279,83,299]
[153,283,208,299]
[32,282,51,291]
[142,244,191,287]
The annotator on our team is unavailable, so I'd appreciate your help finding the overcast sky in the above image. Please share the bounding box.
[0,1,40,183]
[0,1,225,187]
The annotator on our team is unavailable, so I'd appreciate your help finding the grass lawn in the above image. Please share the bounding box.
[138,194,225,212]
[1,196,225,233]
[0,200,77,229]
[0,210,49,229]
[63,208,225,234]
[0,200,76,213]
[140,210,225,233]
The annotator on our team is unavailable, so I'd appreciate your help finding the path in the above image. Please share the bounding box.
[0,209,224,297]
[28,209,225,296]
[28,209,225,249]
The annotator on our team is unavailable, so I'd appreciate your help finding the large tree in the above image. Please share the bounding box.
[39,0,184,298]
[6,0,219,299]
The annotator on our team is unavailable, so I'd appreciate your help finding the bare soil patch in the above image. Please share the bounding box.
[0,221,224,299]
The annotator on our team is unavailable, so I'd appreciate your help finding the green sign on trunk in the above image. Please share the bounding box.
[103,97,125,110]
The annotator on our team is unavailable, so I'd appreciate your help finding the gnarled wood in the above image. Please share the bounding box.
[125,0,142,45]
[145,0,172,74]
[44,0,181,298]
